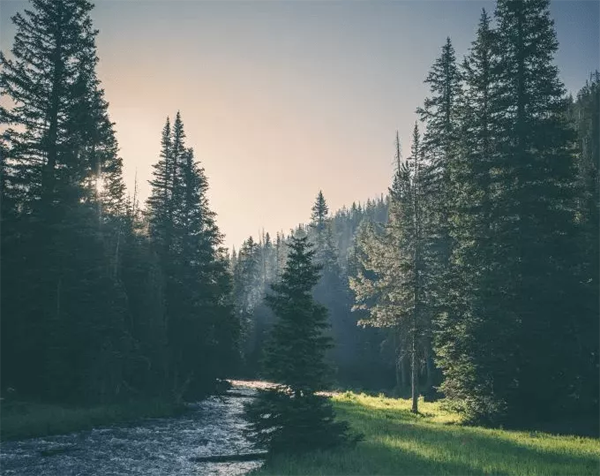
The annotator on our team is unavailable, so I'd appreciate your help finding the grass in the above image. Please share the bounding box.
[0,398,187,441]
[254,392,600,475]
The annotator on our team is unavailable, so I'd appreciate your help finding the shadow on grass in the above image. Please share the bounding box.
[261,440,488,476]
[256,398,600,476]
[335,400,599,475]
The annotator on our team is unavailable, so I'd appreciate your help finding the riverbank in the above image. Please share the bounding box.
[255,392,600,476]
[1,387,260,476]
[0,399,187,441]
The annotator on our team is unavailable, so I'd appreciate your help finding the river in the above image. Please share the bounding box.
[1,385,263,476]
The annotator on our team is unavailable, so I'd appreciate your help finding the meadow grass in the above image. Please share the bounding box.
[0,399,186,441]
[255,392,600,475]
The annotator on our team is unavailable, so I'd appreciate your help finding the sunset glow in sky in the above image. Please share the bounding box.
[1,0,598,247]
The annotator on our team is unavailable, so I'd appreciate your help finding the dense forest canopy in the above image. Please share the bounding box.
[1,0,597,436]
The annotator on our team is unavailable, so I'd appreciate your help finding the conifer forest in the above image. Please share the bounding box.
[0,0,598,474]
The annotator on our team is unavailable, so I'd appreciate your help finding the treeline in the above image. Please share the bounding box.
[0,0,238,404]
[232,195,398,389]
[359,1,598,426]
[236,0,598,428]
[1,0,597,430]
[361,1,599,425]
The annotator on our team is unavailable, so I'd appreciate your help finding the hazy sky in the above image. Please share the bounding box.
[1,0,598,248]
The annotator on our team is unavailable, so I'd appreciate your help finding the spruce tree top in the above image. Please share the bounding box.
[311,191,330,231]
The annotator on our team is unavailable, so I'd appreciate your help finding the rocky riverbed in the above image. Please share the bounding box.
[1,386,262,476]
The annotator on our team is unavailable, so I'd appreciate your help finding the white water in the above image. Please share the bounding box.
[1,387,262,476]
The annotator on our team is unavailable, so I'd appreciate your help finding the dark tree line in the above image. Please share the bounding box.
[1,0,239,404]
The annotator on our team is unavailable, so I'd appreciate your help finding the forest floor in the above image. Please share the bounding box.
[253,391,600,476]
[0,399,187,441]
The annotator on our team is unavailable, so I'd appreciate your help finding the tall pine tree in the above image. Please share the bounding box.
[246,235,355,453]
[351,128,430,413]
[435,9,509,422]
[146,113,238,399]
[490,0,581,422]
[1,0,131,402]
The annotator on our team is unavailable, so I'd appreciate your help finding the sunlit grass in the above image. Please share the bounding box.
[0,400,186,441]
[254,392,600,475]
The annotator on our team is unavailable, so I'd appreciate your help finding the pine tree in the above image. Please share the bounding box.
[147,117,174,256]
[483,0,580,422]
[309,191,338,270]
[568,73,599,416]
[176,143,236,396]
[263,232,278,283]
[435,9,510,421]
[412,39,462,404]
[436,0,584,424]
[146,112,238,399]
[347,221,399,390]
[119,200,170,397]
[275,232,288,278]
[233,236,267,374]
[308,191,356,380]
[234,198,396,391]
[350,128,429,413]
[417,36,461,270]
[0,0,131,402]
[234,236,263,317]
[245,235,355,453]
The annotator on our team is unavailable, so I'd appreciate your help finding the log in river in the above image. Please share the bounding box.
[190,452,268,463]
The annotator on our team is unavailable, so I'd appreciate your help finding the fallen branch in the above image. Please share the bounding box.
[190,452,268,463]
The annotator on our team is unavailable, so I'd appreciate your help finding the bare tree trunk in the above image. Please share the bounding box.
[401,355,407,391]
[411,129,421,415]
[411,333,418,413]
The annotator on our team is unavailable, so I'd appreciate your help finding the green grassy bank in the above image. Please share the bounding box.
[255,392,600,476]
[0,399,187,441]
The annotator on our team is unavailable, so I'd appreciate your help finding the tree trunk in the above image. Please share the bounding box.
[425,344,433,393]
[411,334,418,413]
[401,356,407,391]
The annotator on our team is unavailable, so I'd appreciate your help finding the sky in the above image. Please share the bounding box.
[1,0,598,248]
